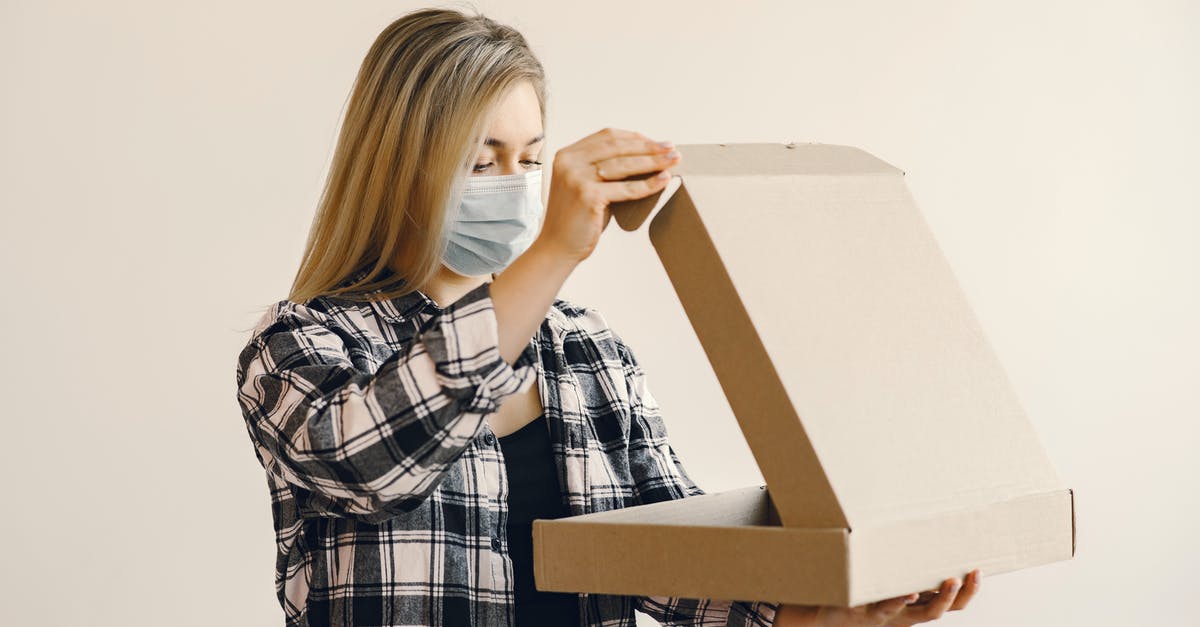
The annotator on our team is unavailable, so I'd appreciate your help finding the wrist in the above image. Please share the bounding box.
[525,237,583,272]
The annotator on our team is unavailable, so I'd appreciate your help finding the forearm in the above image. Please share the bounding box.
[490,239,579,364]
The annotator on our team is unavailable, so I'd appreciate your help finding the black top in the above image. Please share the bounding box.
[497,415,581,627]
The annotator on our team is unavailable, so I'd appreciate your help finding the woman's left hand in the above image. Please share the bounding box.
[883,569,981,627]
[772,569,982,627]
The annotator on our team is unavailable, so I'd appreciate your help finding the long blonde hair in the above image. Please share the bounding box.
[287,6,547,304]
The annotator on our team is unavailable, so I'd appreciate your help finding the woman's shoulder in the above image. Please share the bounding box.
[548,295,613,334]
[241,296,346,348]
[547,296,634,362]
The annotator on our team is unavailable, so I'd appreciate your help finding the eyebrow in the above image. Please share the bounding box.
[483,133,545,149]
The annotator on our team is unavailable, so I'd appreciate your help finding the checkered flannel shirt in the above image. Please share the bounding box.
[234,269,779,626]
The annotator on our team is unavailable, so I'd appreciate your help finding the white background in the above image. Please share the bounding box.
[2,1,1195,625]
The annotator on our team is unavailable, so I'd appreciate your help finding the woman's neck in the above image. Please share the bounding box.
[421,265,496,309]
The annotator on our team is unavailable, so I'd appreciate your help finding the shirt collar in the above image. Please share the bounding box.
[331,265,436,324]
[368,290,437,324]
[341,264,499,326]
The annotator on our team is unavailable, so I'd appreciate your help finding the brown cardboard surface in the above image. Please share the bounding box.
[533,143,1075,606]
[532,486,1072,606]
[534,486,853,606]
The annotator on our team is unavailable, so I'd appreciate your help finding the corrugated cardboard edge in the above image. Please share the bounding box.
[610,174,672,232]
[1070,488,1077,557]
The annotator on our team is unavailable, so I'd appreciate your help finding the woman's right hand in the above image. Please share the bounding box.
[532,127,681,264]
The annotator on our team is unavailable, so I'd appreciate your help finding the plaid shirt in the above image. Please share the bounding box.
[234,268,779,626]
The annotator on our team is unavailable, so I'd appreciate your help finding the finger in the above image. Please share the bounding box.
[867,593,917,623]
[578,126,644,147]
[600,169,673,202]
[564,127,640,157]
[909,589,939,607]
[594,150,681,181]
[949,570,981,611]
[576,132,672,167]
[905,577,961,623]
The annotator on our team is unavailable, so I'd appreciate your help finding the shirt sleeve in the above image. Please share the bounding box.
[235,280,537,524]
[613,328,779,627]
[634,596,778,627]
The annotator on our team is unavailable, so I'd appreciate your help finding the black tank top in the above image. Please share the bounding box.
[497,414,581,627]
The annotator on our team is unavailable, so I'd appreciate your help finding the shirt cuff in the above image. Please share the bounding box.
[422,281,538,415]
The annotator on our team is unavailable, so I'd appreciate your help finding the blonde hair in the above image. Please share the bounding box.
[287,5,547,304]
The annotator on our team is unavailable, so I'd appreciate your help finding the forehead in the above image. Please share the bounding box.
[480,81,543,151]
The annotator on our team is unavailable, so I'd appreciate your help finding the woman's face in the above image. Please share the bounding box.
[471,80,545,177]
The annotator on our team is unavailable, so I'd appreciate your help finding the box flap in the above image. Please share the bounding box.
[609,143,1064,528]
[612,143,900,232]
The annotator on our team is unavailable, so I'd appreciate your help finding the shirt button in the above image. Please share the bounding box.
[491,537,502,552]
[483,432,495,446]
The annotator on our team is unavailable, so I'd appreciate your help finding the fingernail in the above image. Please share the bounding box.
[658,140,673,149]
[656,170,670,180]
[665,150,679,159]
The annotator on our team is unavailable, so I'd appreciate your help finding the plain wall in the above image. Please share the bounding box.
[2,1,1195,625]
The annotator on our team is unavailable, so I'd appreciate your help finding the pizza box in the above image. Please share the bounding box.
[531,142,1076,606]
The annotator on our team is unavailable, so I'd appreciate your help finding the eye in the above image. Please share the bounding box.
[472,160,543,173]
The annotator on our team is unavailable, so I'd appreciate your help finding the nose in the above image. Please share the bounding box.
[498,159,523,176]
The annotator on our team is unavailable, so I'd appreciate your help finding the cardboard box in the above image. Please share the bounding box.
[531,143,1075,607]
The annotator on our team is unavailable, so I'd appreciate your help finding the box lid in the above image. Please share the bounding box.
[610,143,1064,529]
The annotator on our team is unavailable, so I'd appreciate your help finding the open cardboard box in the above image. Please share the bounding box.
[531,143,1076,607]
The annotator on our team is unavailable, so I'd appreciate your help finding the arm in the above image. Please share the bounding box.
[611,327,779,627]
[235,281,535,524]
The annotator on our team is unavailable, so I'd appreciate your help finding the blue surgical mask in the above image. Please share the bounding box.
[442,169,543,276]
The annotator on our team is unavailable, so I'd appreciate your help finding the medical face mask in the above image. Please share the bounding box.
[441,168,544,277]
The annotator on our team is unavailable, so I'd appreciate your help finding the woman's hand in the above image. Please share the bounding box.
[532,127,681,264]
[773,570,982,627]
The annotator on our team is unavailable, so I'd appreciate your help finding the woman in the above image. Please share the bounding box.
[234,8,981,626]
